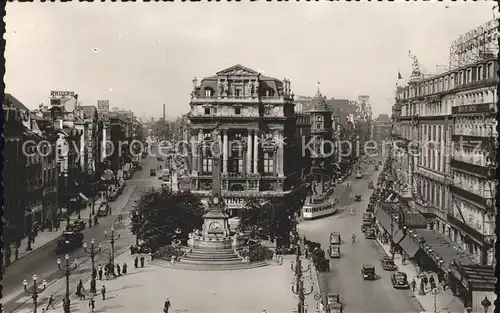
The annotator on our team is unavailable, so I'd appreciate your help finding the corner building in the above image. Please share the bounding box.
[188,65,302,215]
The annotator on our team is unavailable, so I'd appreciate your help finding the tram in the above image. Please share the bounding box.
[302,198,339,220]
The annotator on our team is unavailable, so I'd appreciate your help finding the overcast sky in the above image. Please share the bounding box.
[5,2,495,119]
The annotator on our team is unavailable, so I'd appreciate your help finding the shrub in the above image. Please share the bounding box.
[153,245,184,259]
[249,244,274,262]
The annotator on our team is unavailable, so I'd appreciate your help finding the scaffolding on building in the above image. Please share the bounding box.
[448,18,499,70]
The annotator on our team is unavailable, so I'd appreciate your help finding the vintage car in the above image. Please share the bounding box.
[97,202,110,217]
[157,157,164,161]
[329,245,341,258]
[150,168,157,176]
[161,182,170,190]
[366,203,374,213]
[56,231,83,254]
[130,243,151,255]
[57,207,69,220]
[330,232,341,245]
[107,191,119,202]
[361,264,376,280]
[326,292,340,305]
[327,302,343,313]
[374,165,379,171]
[368,181,374,189]
[362,212,373,224]
[136,163,143,170]
[391,272,409,288]
[355,194,362,201]
[66,220,86,232]
[364,228,376,239]
[381,256,398,271]
[355,171,363,179]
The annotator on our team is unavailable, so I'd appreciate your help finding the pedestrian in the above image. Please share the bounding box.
[411,278,416,292]
[88,217,92,228]
[101,286,106,300]
[80,286,86,300]
[98,265,103,280]
[401,254,406,265]
[94,214,98,226]
[163,297,171,313]
[116,264,121,276]
[90,279,96,295]
[46,294,56,310]
[47,219,53,232]
[88,298,95,312]
[423,275,429,289]
[77,280,83,297]
[429,275,435,287]
[140,256,145,268]
[304,248,309,259]
[134,256,139,268]
[122,262,128,275]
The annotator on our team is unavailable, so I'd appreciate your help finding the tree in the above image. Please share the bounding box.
[131,188,204,252]
[238,189,306,248]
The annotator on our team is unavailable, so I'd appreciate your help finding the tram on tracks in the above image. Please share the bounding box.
[302,198,339,220]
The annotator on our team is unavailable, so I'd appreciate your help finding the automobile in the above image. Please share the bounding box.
[108,191,118,202]
[336,177,343,184]
[355,194,362,201]
[136,163,143,170]
[362,212,373,224]
[329,245,341,258]
[57,207,69,220]
[150,168,157,176]
[161,182,170,190]
[97,202,110,217]
[56,231,84,254]
[130,243,151,255]
[374,165,379,171]
[355,171,363,179]
[157,157,164,161]
[66,220,86,232]
[381,256,398,271]
[361,264,376,280]
[364,228,376,239]
[366,203,374,213]
[391,272,409,288]
[327,302,343,313]
[326,292,340,305]
[368,181,374,189]
[330,232,341,245]
[162,169,170,181]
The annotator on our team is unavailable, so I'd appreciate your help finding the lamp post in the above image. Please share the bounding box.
[104,227,120,268]
[133,211,140,245]
[290,234,313,313]
[57,254,78,313]
[23,274,47,313]
[84,239,102,294]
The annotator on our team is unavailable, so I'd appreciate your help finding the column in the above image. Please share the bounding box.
[247,130,253,174]
[191,130,198,173]
[277,130,284,177]
[223,130,228,173]
[253,130,258,174]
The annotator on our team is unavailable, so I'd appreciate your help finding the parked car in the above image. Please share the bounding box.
[150,168,157,176]
[57,207,69,220]
[381,256,398,271]
[355,171,363,179]
[391,272,409,288]
[329,245,341,258]
[136,163,143,170]
[364,228,376,239]
[108,191,118,202]
[130,244,151,255]
[97,201,110,217]
[361,264,376,280]
[56,231,83,254]
[355,194,362,201]
[66,220,86,232]
[157,157,164,161]
[374,165,379,171]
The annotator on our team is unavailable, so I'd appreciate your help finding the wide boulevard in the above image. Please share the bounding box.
[298,159,423,313]
[3,152,163,313]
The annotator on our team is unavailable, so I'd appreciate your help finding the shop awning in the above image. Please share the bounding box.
[374,207,394,235]
[398,235,420,257]
[450,263,495,291]
[393,229,405,244]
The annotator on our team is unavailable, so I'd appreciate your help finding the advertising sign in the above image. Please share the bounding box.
[50,91,75,98]
[97,100,110,119]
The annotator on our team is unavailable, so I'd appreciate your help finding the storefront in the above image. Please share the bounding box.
[449,263,495,311]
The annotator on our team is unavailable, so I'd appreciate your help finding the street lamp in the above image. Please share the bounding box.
[133,211,141,245]
[57,254,78,313]
[84,239,102,294]
[23,274,47,313]
[432,288,438,313]
[104,227,120,269]
[291,238,313,313]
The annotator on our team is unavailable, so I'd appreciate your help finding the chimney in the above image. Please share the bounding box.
[163,104,166,121]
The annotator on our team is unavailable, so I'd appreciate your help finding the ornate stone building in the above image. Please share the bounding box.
[187,64,302,215]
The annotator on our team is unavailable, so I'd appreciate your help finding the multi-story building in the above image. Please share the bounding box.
[391,18,497,310]
[187,64,303,215]
[3,94,28,263]
[373,114,391,149]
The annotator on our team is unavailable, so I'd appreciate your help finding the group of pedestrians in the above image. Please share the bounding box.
[411,273,446,293]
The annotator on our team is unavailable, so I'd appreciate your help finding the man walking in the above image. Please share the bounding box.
[46,294,56,310]
[411,278,416,292]
[101,286,106,300]
[98,265,103,280]
[140,256,145,268]
[88,298,95,312]
[163,298,171,313]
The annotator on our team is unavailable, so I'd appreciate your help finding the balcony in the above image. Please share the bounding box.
[310,128,329,134]
[451,102,496,115]
[454,78,497,93]
[190,94,291,104]
[450,185,491,208]
[450,159,493,178]
[446,214,485,244]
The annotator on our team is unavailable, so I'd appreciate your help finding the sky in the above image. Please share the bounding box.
[5,2,496,119]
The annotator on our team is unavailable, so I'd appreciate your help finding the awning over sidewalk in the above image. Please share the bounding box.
[413,229,475,271]
[450,263,495,291]
[374,207,393,234]
[393,229,405,244]
[79,192,89,201]
[398,235,420,257]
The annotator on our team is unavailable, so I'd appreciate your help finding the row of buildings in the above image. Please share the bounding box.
[3,92,142,264]
[185,64,371,215]
[388,18,497,311]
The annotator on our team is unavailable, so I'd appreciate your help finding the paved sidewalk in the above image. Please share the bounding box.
[375,237,464,313]
[5,202,96,266]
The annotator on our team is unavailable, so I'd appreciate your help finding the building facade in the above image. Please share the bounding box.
[188,64,302,214]
[373,114,391,150]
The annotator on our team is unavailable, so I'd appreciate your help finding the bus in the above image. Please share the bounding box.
[302,198,339,220]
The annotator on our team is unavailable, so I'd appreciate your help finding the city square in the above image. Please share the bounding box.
[2,2,497,313]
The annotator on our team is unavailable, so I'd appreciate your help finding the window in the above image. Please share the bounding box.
[264,107,272,115]
[235,89,241,97]
[235,107,241,115]
[204,107,210,115]
[487,63,494,78]
[202,158,212,173]
[478,66,483,81]
[467,69,472,83]
[263,152,274,174]
[230,148,243,173]
[204,89,212,97]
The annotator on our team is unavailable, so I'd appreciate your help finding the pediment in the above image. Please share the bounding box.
[216,64,260,77]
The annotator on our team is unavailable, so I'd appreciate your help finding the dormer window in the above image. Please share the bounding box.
[204,89,212,97]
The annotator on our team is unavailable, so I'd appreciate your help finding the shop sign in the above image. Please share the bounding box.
[50,91,75,98]
[224,197,246,208]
